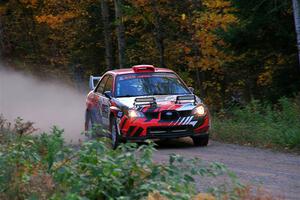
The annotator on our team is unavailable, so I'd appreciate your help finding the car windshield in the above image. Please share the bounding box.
[115,72,191,97]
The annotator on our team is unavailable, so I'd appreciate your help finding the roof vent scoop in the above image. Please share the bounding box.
[132,65,155,73]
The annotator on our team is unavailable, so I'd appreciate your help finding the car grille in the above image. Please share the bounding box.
[160,110,179,121]
[160,110,191,121]
[143,110,192,120]
[147,125,193,138]
[178,110,192,117]
[144,112,159,119]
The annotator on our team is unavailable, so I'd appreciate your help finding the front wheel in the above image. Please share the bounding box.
[110,118,120,149]
[192,134,209,147]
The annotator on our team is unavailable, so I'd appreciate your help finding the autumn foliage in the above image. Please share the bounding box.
[0,0,299,108]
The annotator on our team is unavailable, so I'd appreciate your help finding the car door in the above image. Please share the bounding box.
[94,75,109,126]
[100,75,114,128]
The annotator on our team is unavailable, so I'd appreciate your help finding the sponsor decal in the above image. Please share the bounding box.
[165,111,173,116]
[117,111,123,118]
[119,73,177,81]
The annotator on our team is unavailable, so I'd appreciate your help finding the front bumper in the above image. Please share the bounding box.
[119,115,210,140]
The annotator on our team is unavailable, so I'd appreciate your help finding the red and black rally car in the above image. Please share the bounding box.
[85,65,210,148]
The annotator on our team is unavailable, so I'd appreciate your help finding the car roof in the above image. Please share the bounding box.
[107,65,175,75]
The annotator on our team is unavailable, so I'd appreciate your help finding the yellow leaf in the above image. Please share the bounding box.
[148,192,168,200]
[194,193,215,200]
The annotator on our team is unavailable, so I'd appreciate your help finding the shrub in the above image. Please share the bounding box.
[212,96,300,150]
[0,116,67,199]
[2,115,273,200]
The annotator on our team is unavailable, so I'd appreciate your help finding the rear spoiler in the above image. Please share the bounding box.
[89,75,101,90]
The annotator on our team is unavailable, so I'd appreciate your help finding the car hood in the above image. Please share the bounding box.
[115,95,200,111]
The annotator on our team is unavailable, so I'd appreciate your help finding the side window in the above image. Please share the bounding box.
[103,76,113,93]
[96,75,108,94]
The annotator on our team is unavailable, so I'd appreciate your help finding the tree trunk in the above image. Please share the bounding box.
[292,0,300,70]
[101,0,114,70]
[151,1,165,68]
[195,67,205,96]
[114,0,126,68]
[0,16,4,58]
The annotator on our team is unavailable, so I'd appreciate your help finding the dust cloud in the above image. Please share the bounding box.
[0,66,87,143]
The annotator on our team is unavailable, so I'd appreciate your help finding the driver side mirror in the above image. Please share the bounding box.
[104,91,112,99]
[89,75,101,91]
[188,87,194,93]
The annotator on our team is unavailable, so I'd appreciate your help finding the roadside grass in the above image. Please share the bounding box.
[211,96,300,151]
[0,116,247,200]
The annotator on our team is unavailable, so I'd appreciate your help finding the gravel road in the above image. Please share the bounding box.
[152,138,300,200]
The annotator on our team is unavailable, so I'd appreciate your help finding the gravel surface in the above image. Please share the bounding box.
[153,138,300,200]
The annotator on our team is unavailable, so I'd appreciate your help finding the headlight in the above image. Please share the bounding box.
[192,104,207,117]
[128,110,145,118]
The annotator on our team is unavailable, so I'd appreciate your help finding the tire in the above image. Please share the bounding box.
[110,118,120,149]
[192,134,209,147]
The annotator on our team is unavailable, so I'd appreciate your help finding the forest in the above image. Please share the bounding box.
[1,1,300,199]
[1,0,300,110]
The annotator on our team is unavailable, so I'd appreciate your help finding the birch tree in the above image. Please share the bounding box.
[0,16,4,58]
[292,0,300,69]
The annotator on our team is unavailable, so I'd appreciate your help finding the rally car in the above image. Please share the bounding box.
[85,65,210,149]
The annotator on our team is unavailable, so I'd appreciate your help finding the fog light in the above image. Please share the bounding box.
[128,110,145,118]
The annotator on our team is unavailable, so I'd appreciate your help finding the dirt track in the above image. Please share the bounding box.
[153,138,300,200]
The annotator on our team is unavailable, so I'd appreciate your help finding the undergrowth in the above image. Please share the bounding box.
[0,115,279,199]
[212,96,300,151]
